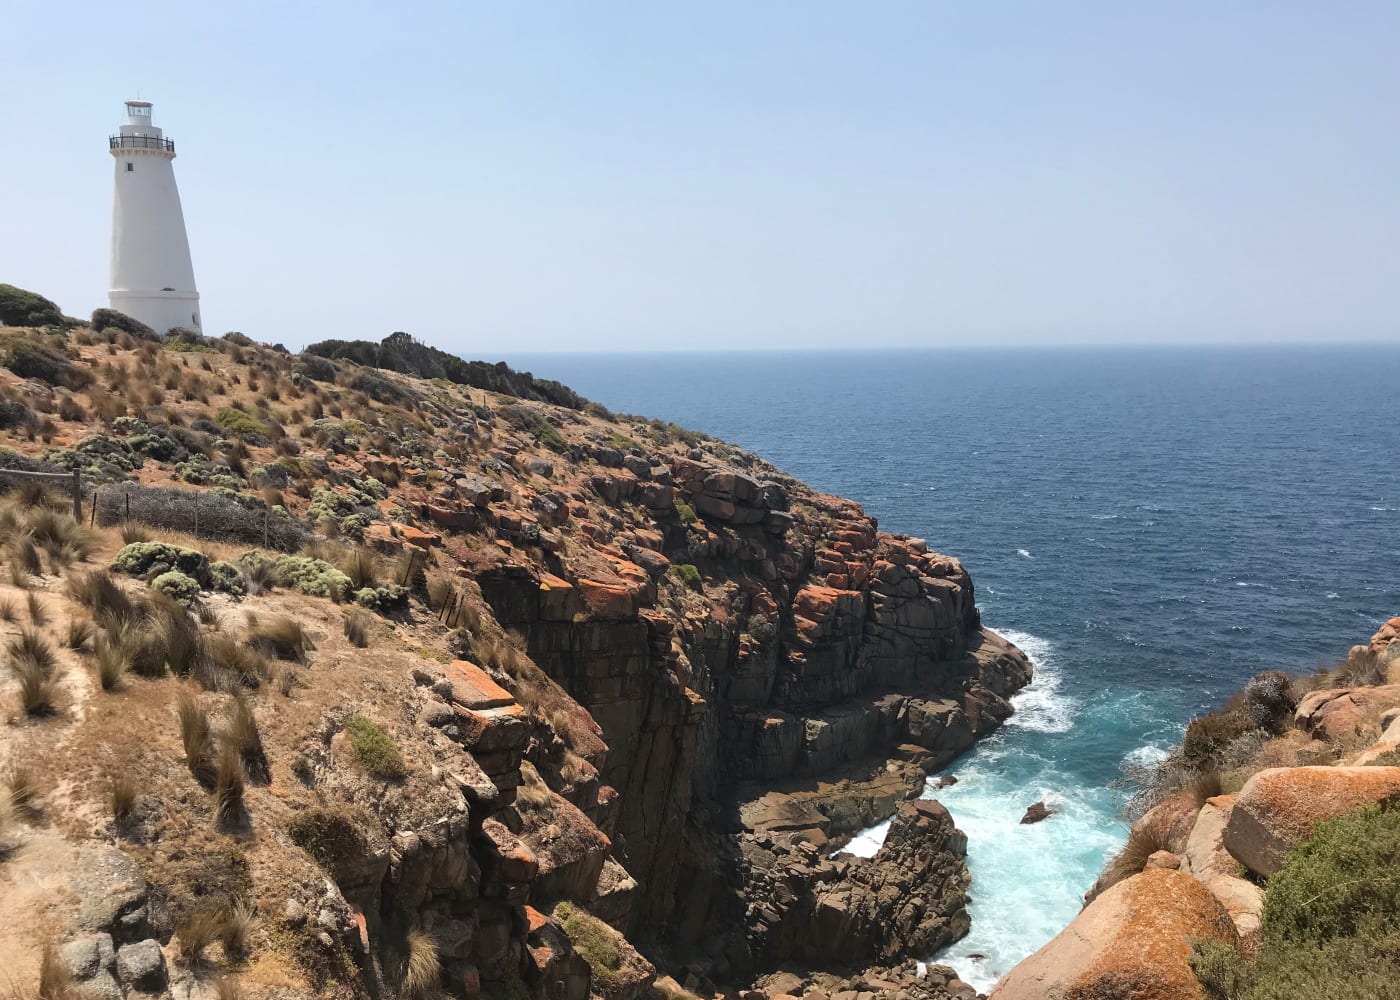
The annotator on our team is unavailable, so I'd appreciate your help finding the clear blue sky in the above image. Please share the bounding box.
[3,2,1397,351]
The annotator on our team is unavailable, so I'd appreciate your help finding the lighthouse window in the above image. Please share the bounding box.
[125,162,133,172]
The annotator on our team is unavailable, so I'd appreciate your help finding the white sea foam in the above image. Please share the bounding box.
[1326,592,1341,599]
[1017,548,1033,559]
[997,629,1074,734]
[841,816,893,858]
[1124,743,1170,768]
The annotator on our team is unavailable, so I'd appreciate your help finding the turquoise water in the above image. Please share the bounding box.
[512,346,1400,988]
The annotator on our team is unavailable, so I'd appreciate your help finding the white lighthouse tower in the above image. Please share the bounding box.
[108,100,201,334]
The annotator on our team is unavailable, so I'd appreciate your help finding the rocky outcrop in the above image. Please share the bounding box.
[992,868,1236,1000]
[737,800,970,974]
[1222,765,1400,876]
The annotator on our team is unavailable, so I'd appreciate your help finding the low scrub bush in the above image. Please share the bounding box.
[0,284,66,327]
[1193,805,1400,999]
[345,714,406,780]
[671,563,702,590]
[153,570,201,606]
[214,407,269,441]
[112,541,211,587]
[1,338,91,390]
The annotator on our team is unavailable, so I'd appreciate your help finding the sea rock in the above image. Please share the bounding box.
[991,868,1236,1000]
[1019,801,1053,824]
[1222,765,1400,876]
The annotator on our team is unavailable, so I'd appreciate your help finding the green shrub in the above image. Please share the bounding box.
[1,338,90,388]
[112,541,212,587]
[671,564,702,590]
[215,407,269,440]
[209,560,246,596]
[345,715,406,780]
[90,308,155,339]
[1192,805,1400,999]
[676,503,698,525]
[1181,709,1256,767]
[554,902,624,990]
[0,284,65,327]
[152,570,201,606]
[239,551,350,600]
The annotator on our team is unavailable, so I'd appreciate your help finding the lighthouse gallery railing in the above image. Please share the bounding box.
[109,134,176,152]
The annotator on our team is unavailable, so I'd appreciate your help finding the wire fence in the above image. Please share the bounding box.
[0,467,306,552]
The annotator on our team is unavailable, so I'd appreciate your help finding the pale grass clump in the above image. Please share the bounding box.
[403,929,441,998]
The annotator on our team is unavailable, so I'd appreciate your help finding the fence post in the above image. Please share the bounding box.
[90,489,99,526]
[71,469,82,521]
[125,492,131,522]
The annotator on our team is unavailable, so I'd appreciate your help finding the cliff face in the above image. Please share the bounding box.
[0,317,1030,1000]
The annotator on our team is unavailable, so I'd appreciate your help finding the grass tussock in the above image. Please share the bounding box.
[111,772,137,823]
[64,616,93,652]
[213,741,246,830]
[175,904,226,965]
[335,545,381,591]
[176,688,214,779]
[24,592,46,626]
[199,634,270,691]
[402,929,441,998]
[342,608,372,648]
[1093,811,1174,899]
[8,628,59,715]
[245,613,312,662]
[516,761,554,814]
[94,630,132,691]
[0,597,14,622]
[220,899,257,960]
[224,693,269,783]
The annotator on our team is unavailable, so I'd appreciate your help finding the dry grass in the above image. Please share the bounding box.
[176,904,226,965]
[64,616,93,652]
[200,635,270,691]
[119,522,152,544]
[516,761,555,814]
[0,597,14,622]
[8,629,59,715]
[67,569,136,626]
[1094,811,1174,898]
[35,940,82,1000]
[214,741,245,829]
[403,929,441,998]
[111,772,136,822]
[335,545,381,590]
[220,899,257,960]
[561,751,590,786]
[426,572,454,611]
[176,689,213,779]
[212,978,242,1000]
[94,631,132,691]
[245,614,312,662]
[342,608,372,648]
[4,768,39,817]
[24,592,46,626]
[224,693,268,782]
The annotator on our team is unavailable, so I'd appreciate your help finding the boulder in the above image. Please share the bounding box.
[115,939,167,992]
[1222,766,1400,876]
[1019,801,1053,825]
[991,868,1236,1000]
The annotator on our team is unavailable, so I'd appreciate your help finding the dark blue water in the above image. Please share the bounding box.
[513,346,1400,986]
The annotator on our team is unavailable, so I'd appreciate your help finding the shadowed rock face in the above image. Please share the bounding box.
[736,799,972,972]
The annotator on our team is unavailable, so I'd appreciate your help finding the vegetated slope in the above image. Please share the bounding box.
[0,298,1031,1000]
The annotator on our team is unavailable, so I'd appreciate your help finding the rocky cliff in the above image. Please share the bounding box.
[0,312,1030,1000]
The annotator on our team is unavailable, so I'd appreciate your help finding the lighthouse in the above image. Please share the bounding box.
[108,100,201,334]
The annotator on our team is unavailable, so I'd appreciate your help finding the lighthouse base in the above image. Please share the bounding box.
[107,290,201,337]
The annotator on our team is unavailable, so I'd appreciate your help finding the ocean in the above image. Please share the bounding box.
[513,345,1400,990]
